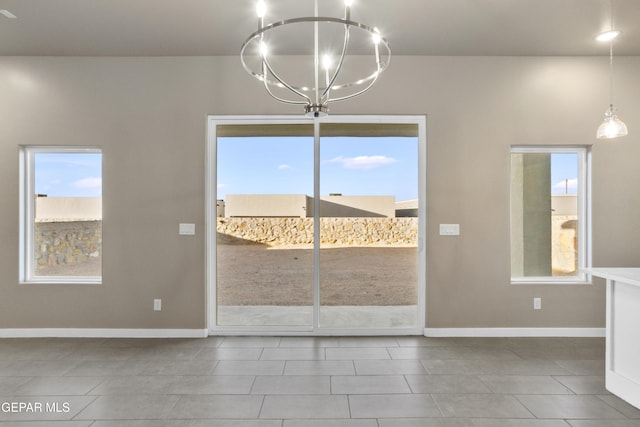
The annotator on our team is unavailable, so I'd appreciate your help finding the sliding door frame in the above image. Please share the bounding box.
[206,115,426,335]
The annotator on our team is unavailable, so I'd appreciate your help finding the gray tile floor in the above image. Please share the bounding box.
[0,336,639,426]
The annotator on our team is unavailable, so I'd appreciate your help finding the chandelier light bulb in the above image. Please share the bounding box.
[256,0,266,18]
[344,0,353,7]
[596,30,620,42]
[259,41,268,57]
[322,55,332,70]
[372,28,381,45]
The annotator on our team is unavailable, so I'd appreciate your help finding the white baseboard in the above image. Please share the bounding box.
[424,327,605,338]
[0,328,605,339]
[0,329,209,338]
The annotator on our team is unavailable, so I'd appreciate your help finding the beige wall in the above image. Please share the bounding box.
[1,55,639,330]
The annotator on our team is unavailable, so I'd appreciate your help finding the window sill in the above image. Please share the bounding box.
[511,279,593,286]
[21,277,102,285]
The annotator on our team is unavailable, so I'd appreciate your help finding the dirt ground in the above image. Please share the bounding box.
[33,245,419,307]
[216,244,418,306]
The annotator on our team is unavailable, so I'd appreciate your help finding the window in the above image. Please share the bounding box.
[20,147,102,284]
[510,146,590,283]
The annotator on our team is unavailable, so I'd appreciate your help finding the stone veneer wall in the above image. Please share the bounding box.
[34,221,102,267]
[551,214,578,275]
[217,217,418,246]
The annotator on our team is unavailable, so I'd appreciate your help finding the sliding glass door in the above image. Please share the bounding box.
[209,116,425,334]
[319,126,420,329]
[215,126,314,327]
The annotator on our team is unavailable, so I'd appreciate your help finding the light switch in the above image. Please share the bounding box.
[439,224,460,236]
[179,223,195,235]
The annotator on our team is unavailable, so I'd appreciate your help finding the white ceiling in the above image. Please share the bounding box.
[1,0,639,57]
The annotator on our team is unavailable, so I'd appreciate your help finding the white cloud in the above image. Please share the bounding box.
[72,177,102,190]
[328,155,398,170]
[277,164,291,170]
[553,178,578,193]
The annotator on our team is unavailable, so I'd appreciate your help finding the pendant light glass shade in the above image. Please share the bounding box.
[597,104,628,139]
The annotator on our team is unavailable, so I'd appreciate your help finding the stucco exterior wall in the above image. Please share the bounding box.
[225,194,310,218]
[224,194,396,218]
[35,197,102,221]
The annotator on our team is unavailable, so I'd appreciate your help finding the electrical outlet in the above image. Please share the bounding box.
[533,297,541,310]
[154,299,162,311]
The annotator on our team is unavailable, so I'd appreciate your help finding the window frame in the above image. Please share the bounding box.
[510,145,592,285]
[19,146,103,285]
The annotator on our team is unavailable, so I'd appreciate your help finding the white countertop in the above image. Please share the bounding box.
[587,268,640,287]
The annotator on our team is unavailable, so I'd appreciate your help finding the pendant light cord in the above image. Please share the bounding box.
[608,0,614,108]
[609,43,614,108]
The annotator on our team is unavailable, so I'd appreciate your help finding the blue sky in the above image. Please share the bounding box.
[32,146,577,199]
[217,136,419,201]
[551,153,578,195]
[34,153,102,197]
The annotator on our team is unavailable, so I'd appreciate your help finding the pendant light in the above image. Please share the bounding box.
[596,0,628,139]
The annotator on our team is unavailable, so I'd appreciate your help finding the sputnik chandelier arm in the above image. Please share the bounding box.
[261,52,311,105]
[321,16,350,100]
[240,0,391,117]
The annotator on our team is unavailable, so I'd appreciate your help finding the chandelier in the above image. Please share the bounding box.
[240,0,391,117]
